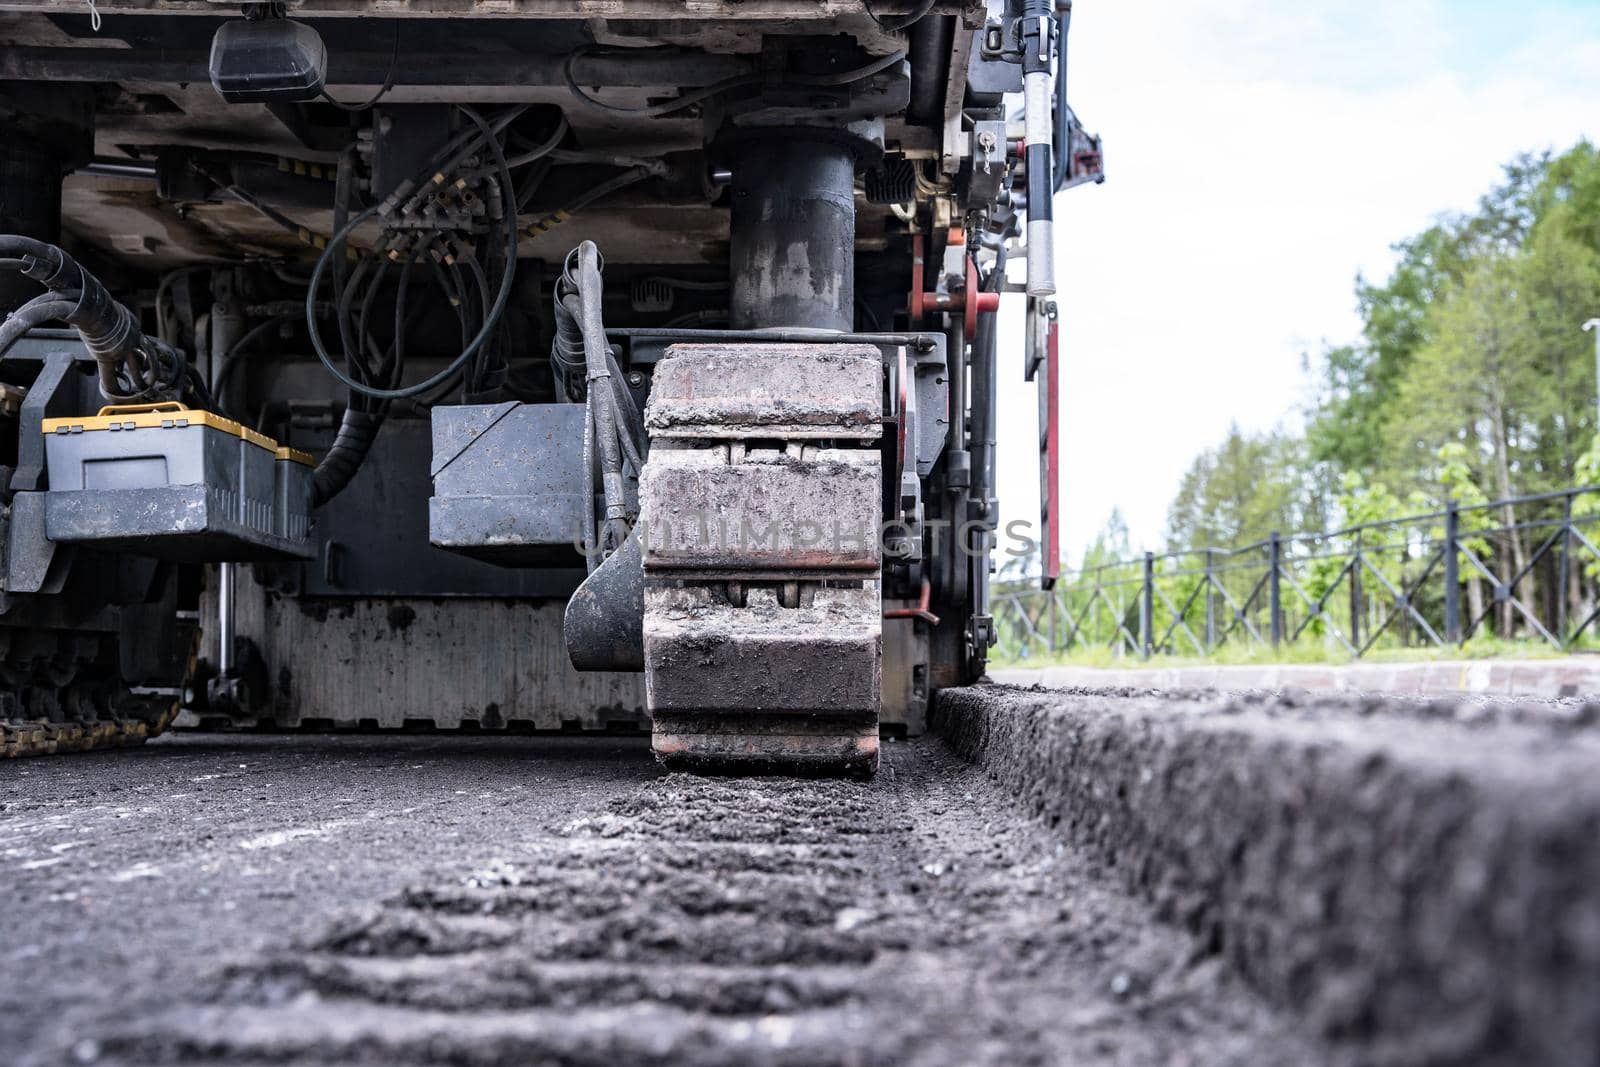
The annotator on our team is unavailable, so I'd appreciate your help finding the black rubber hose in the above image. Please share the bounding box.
[873,0,936,32]
[211,309,334,413]
[550,292,641,468]
[1053,7,1072,192]
[573,241,628,550]
[311,408,383,507]
[0,298,79,354]
[604,347,645,471]
[550,291,585,402]
[301,106,520,504]
[0,236,183,400]
[304,108,520,400]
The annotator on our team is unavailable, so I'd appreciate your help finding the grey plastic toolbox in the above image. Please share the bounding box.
[41,402,316,562]
[274,445,315,543]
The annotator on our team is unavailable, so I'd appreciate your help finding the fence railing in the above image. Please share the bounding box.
[993,486,1600,661]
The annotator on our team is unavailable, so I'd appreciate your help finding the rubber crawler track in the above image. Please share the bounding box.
[0,626,196,758]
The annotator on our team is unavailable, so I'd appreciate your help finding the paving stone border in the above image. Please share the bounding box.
[992,658,1600,698]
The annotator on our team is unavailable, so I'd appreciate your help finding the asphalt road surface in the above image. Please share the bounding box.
[2,728,1335,1067]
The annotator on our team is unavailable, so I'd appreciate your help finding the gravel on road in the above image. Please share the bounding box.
[3,727,1332,1067]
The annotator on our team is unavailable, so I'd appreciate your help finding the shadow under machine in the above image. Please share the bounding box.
[0,0,1100,775]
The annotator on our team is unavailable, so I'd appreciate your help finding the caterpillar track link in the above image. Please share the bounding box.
[640,343,884,778]
[0,626,192,759]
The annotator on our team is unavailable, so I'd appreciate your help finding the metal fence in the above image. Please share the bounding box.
[994,486,1600,661]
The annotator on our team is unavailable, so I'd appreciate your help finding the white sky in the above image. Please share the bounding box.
[992,0,1600,564]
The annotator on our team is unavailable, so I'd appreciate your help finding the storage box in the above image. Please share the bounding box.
[41,402,316,562]
[275,445,315,543]
[429,401,593,566]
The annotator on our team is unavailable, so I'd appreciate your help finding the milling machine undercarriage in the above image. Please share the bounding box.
[0,0,1100,774]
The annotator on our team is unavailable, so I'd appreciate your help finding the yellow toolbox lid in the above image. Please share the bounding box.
[275,445,315,467]
[42,402,279,452]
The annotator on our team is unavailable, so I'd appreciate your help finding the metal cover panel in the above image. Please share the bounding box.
[429,402,592,565]
[299,418,585,597]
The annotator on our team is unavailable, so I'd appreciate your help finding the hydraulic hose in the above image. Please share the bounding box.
[552,290,643,471]
[0,236,185,400]
[0,297,80,352]
[1052,4,1074,193]
[572,241,629,553]
[312,408,383,507]
[303,107,520,401]
[550,290,585,401]
[300,107,520,504]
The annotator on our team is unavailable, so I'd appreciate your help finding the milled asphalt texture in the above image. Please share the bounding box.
[4,683,1598,1066]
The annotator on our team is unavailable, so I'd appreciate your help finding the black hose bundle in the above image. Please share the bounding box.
[299,106,524,505]
[555,240,646,562]
[549,281,586,403]
[304,107,520,403]
[0,236,188,401]
[312,408,383,506]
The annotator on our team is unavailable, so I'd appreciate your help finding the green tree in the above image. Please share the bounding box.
[1165,425,1308,552]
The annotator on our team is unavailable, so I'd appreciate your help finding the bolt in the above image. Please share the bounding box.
[626,372,644,387]
[976,130,998,153]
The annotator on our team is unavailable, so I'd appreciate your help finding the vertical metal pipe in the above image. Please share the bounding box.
[1350,532,1363,650]
[1559,494,1572,647]
[1204,550,1215,651]
[906,13,954,126]
[1020,2,1057,297]
[1268,531,1283,648]
[1444,501,1461,645]
[217,562,236,676]
[1048,587,1058,651]
[210,270,244,411]
[1022,70,1055,297]
[1141,550,1154,658]
[945,316,971,608]
[729,137,855,332]
[1052,2,1073,191]
[1585,319,1600,434]
[969,246,1003,518]
[947,315,968,474]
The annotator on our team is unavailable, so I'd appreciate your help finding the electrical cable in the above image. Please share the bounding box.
[643,275,729,292]
[865,0,937,32]
[210,311,299,409]
[321,20,401,112]
[562,46,904,116]
[200,166,355,258]
[154,264,209,345]
[504,113,570,168]
[304,105,520,400]
[563,48,760,118]
[210,305,337,412]
[0,299,80,355]
[604,347,645,472]
[1053,6,1073,192]
[523,165,652,236]
[782,50,907,85]
[660,308,729,329]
